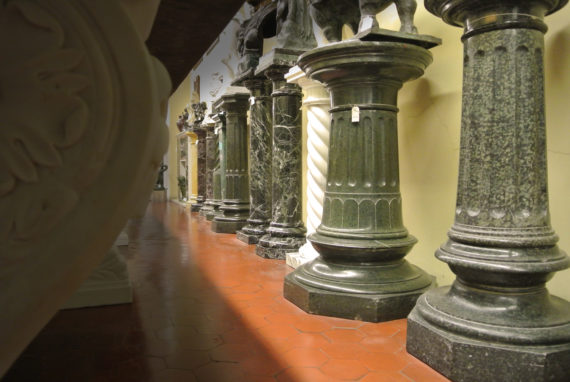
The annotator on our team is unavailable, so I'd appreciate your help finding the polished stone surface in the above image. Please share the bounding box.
[406,1,570,381]
[212,88,251,234]
[4,202,451,382]
[285,34,438,322]
[237,78,273,244]
[255,51,308,260]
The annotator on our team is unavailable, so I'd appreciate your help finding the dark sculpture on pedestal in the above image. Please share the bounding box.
[309,0,417,43]
[236,2,277,80]
[406,1,570,381]
[154,163,168,191]
[176,108,189,132]
[284,10,440,320]
[211,88,251,233]
[254,0,316,259]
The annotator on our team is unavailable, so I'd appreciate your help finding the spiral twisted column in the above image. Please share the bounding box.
[285,66,330,268]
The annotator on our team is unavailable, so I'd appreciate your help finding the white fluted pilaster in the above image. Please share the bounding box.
[285,66,330,268]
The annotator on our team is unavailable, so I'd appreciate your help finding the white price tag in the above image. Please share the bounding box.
[351,106,360,123]
[250,96,255,105]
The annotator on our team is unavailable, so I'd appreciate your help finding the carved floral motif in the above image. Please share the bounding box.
[0,1,89,241]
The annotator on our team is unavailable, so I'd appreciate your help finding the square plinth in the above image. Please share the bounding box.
[211,219,246,234]
[284,273,429,323]
[236,231,260,244]
[406,314,570,382]
[190,203,203,212]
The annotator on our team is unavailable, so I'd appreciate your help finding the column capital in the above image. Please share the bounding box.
[286,66,330,107]
[425,0,567,37]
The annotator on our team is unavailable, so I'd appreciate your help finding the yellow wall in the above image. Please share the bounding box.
[166,4,570,300]
[166,77,191,198]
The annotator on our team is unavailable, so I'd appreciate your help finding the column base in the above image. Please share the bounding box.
[256,234,306,260]
[236,231,260,244]
[237,222,269,244]
[190,202,204,212]
[206,209,219,221]
[205,202,222,221]
[406,284,570,382]
[199,204,214,217]
[211,217,247,234]
[284,255,434,322]
[286,242,319,269]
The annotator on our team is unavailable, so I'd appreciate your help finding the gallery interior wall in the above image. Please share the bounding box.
[165,3,570,300]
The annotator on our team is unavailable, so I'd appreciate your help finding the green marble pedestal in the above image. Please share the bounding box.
[211,88,251,234]
[406,1,570,381]
[284,32,439,322]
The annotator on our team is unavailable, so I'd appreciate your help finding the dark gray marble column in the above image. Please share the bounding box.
[406,1,570,381]
[212,87,251,233]
[190,126,206,212]
[208,107,225,221]
[199,116,216,217]
[284,31,440,322]
[254,51,307,259]
[235,78,273,244]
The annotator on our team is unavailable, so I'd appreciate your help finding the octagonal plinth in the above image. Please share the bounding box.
[284,33,439,322]
[407,283,570,382]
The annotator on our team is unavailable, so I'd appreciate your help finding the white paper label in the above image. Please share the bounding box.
[250,96,255,105]
[351,106,360,123]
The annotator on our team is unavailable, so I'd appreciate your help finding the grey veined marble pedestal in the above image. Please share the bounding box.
[284,31,440,322]
[406,1,570,381]
[236,78,273,244]
[255,49,308,259]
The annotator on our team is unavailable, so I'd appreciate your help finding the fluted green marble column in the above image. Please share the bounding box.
[406,1,570,381]
[284,31,439,322]
[212,87,251,233]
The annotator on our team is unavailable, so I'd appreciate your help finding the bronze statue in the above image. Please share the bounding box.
[360,0,417,33]
[309,0,359,42]
[310,0,417,43]
[176,108,190,132]
[154,163,168,191]
[276,0,316,50]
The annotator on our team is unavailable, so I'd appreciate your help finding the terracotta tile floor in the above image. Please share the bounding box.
[4,202,450,382]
